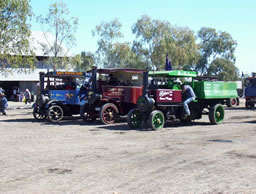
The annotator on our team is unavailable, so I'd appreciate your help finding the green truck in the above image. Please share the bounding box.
[127,70,239,130]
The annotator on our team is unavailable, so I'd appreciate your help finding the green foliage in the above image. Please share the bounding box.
[132,15,199,70]
[73,51,95,72]
[207,58,239,81]
[196,27,237,75]
[0,0,35,73]
[37,0,78,70]
[93,19,146,69]
[93,16,239,79]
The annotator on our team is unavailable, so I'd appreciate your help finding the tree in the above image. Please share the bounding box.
[93,19,122,67]
[73,51,95,72]
[207,58,239,81]
[132,15,198,70]
[0,0,34,73]
[196,27,237,75]
[37,0,78,70]
[93,19,145,69]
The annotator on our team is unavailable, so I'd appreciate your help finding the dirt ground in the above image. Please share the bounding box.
[0,100,256,193]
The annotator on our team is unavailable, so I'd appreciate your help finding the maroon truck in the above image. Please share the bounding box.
[80,68,145,124]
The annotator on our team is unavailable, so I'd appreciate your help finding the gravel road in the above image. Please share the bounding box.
[0,101,256,193]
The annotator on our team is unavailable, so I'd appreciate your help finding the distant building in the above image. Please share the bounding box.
[0,31,70,101]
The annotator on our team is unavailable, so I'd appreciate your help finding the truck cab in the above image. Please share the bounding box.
[244,74,256,108]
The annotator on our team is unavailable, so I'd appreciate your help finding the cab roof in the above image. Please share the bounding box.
[42,71,90,78]
[149,70,197,77]
[95,68,146,74]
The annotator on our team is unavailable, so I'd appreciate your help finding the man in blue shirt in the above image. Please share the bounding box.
[0,92,8,115]
[181,84,196,116]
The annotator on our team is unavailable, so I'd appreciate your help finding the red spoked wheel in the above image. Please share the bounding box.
[100,103,119,125]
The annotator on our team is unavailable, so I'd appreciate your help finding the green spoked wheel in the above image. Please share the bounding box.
[127,109,142,129]
[209,104,225,125]
[149,110,165,130]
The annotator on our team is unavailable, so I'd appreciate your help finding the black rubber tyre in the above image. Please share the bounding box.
[245,102,254,109]
[127,109,142,129]
[149,110,165,130]
[100,103,119,125]
[209,104,225,125]
[236,98,240,106]
[80,104,96,122]
[47,105,64,122]
[33,106,46,120]
[227,98,236,107]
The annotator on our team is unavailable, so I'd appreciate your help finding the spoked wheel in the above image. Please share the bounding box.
[33,106,46,121]
[227,98,234,107]
[231,98,237,107]
[80,105,96,122]
[127,109,142,129]
[209,104,224,125]
[149,110,165,130]
[48,105,64,122]
[100,103,119,125]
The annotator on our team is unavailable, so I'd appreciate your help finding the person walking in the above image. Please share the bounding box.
[181,84,196,117]
[0,92,8,115]
[25,88,31,104]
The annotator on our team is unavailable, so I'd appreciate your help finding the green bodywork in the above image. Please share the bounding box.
[149,70,197,77]
[149,70,238,99]
[193,81,238,99]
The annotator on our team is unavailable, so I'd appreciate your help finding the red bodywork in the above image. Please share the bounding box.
[101,85,143,104]
[150,89,182,103]
[93,68,146,115]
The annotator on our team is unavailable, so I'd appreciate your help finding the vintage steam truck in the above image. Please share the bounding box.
[127,70,238,130]
[33,71,90,122]
[244,73,256,108]
[80,68,145,124]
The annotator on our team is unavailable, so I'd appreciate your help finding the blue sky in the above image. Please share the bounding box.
[30,0,256,74]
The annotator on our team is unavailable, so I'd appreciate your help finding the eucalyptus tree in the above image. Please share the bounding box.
[132,15,199,70]
[37,0,78,70]
[0,0,34,73]
[196,27,237,76]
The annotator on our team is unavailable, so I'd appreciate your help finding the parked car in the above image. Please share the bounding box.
[33,71,90,122]
[80,68,146,124]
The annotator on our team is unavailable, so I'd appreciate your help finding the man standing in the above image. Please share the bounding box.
[78,79,91,100]
[181,84,196,117]
[0,92,8,115]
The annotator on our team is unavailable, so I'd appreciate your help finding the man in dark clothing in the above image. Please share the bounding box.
[78,79,91,100]
[0,92,8,115]
[165,53,172,71]
[181,84,196,116]
[108,74,119,85]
